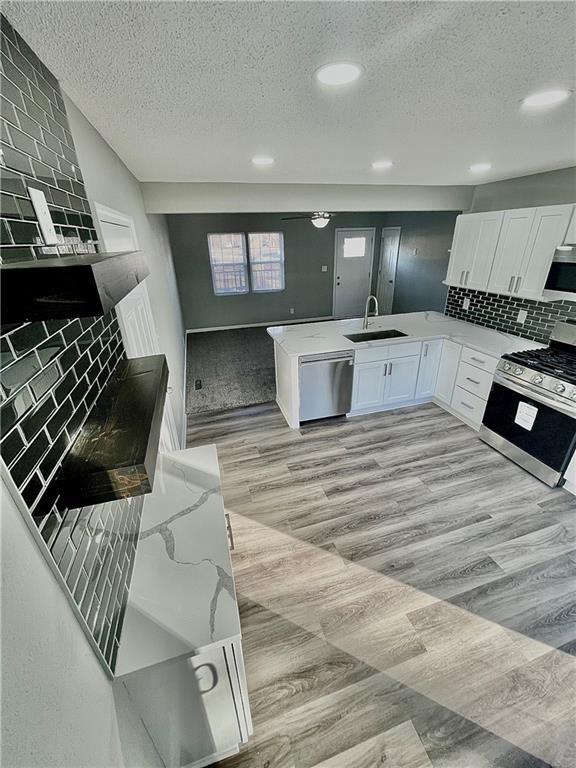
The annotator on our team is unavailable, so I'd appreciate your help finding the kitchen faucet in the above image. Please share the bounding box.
[363,295,379,330]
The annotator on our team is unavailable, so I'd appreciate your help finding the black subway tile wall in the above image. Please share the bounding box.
[445,286,576,344]
[0,15,142,674]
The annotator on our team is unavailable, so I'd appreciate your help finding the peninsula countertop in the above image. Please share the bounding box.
[267,311,544,358]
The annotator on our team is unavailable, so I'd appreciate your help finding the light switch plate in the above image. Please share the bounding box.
[517,309,528,324]
[28,187,59,245]
[462,297,470,310]
[321,265,328,272]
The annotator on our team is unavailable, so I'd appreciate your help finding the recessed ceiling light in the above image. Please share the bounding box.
[522,89,572,109]
[469,162,492,174]
[372,160,393,171]
[315,62,363,86]
[252,155,274,167]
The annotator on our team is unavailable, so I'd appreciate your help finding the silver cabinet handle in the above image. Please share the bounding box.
[464,270,470,286]
[423,344,428,357]
[515,276,522,293]
[224,511,235,550]
[460,401,474,410]
[466,377,480,385]
[508,275,515,292]
[460,269,466,285]
[470,356,485,365]
[388,362,393,375]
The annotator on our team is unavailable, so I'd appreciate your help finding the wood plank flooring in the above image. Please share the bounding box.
[187,401,576,768]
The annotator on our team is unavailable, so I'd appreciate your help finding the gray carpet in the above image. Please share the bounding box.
[186,327,276,414]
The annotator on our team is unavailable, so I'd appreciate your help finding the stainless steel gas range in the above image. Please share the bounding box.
[479,321,576,487]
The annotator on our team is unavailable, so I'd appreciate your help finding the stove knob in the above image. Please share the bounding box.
[531,374,544,385]
[514,367,524,376]
[503,362,512,371]
[571,391,576,401]
[555,383,566,394]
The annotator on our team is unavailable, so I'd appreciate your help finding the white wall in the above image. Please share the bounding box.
[1,480,162,768]
[64,95,186,441]
[142,181,474,214]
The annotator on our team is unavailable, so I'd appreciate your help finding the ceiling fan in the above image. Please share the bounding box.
[280,211,337,229]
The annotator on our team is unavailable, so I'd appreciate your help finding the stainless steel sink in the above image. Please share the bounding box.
[344,329,408,343]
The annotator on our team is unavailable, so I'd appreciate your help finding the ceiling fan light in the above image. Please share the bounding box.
[311,214,330,229]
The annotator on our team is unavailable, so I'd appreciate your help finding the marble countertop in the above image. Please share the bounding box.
[115,446,240,678]
[267,311,545,358]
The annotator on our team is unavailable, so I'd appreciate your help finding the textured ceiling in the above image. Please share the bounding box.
[3,1,575,185]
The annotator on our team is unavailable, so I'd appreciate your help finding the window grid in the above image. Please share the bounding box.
[207,233,249,295]
[248,232,285,293]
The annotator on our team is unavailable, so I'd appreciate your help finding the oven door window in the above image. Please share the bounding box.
[483,383,576,472]
[545,261,576,293]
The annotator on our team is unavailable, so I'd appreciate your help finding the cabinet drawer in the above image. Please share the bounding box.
[354,341,421,364]
[355,347,389,364]
[456,361,493,400]
[451,385,487,426]
[387,341,422,358]
[461,346,499,373]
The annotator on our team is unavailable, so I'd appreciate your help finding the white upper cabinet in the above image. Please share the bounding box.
[515,205,573,299]
[446,204,575,301]
[487,208,536,295]
[445,211,504,291]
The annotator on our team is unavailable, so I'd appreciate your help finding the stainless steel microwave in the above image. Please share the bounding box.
[545,249,576,294]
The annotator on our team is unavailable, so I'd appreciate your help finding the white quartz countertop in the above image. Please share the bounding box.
[115,446,240,678]
[267,311,544,358]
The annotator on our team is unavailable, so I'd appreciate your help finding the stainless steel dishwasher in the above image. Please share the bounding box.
[299,351,355,422]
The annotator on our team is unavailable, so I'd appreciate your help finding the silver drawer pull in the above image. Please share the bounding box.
[466,377,480,385]
[460,401,474,410]
[470,356,485,364]
[508,275,515,293]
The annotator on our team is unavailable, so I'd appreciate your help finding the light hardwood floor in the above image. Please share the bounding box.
[187,401,576,768]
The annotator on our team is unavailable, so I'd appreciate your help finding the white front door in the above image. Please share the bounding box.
[333,228,375,318]
[376,227,401,315]
[93,202,181,452]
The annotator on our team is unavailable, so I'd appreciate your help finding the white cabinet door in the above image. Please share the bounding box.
[565,206,576,244]
[445,212,504,290]
[435,340,461,404]
[352,361,386,410]
[445,214,476,287]
[416,340,443,398]
[384,356,419,405]
[487,208,536,295]
[516,205,574,299]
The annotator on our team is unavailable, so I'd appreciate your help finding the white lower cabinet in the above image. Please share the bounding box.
[352,361,386,409]
[120,641,248,768]
[434,340,462,404]
[416,340,443,398]
[351,344,421,412]
[349,338,498,431]
[386,355,420,405]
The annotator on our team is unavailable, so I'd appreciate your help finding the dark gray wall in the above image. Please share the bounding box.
[469,167,576,212]
[167,211,459,329]
[383,212,459,315]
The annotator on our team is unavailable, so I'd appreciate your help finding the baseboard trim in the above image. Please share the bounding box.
[186,316,333,334]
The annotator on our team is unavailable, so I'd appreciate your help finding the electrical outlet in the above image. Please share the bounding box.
[517,309,528,324]
[462,297,470,310]
[321,265,328,272]
[289,307,295,315]
[194,379,202,390]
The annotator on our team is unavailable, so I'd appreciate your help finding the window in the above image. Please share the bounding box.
[248,232,285,292]
[343,236,366,258]
[207,233,249,295]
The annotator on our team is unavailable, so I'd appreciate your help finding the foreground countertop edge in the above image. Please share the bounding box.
[266,311,545,358]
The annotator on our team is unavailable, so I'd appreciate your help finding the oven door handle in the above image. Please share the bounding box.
[492,373,576,418]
